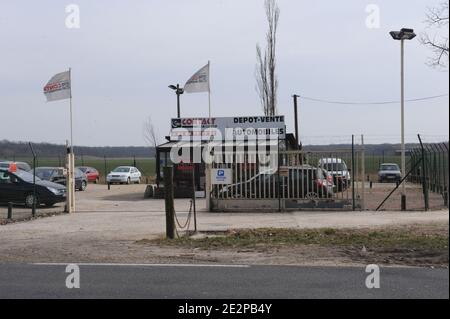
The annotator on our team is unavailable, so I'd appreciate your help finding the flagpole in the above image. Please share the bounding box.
[208,60,211,120]
[69,67,73,151]
[69,67,75,212]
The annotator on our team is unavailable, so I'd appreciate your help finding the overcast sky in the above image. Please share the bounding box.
[0,0,448,146]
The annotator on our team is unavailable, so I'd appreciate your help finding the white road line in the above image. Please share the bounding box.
[32,262,250,268]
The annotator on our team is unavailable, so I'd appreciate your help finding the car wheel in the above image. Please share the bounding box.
[25,194,39,208]
[305,192,319,200]
[94,177,99,184]
[79,181,87,191]
[127,177,131,185]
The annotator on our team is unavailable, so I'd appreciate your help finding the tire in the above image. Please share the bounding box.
[25,194,39,208]
[127,177,131,185]
[79,181,87,191]
[94,177,99,184]
[305,192,319,200]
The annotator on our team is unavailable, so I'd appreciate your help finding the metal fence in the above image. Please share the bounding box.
[210,145,365,211]
[1,155,155,184]
[409,141,449,209]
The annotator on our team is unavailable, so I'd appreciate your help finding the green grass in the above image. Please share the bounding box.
[10,157,156,182]
[148,227,448,251]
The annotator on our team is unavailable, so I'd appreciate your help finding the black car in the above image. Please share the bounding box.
[216,165,334,199]
[30,167,88,191]
[0,168,66,207]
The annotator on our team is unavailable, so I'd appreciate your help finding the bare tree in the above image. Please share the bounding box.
[143,116,159,150]
[256,0,280,116]
[420,1,449,68]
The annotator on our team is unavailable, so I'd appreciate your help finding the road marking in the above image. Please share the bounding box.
[32,262,250,268]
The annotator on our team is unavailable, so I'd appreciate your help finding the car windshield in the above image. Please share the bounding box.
[78,167,88,172]
[34,168,61,179]
[14,170,42,183]
[113,167,130,173]
[380,164,399,171]
[321,163,347,172]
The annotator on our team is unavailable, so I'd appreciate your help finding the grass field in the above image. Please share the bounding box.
[10,157,156,183]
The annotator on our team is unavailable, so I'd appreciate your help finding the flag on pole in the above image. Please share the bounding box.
[184,63,210,93]
[43,71,71,102]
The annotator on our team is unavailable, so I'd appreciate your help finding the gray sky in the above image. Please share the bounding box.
[0,0,448,146]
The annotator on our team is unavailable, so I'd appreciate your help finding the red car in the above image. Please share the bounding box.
[77,166,100,183]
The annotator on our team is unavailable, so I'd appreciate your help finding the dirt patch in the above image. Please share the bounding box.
[364,182,446,211]
[137,223,449,267]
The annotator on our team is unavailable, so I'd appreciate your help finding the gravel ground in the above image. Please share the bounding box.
[0,184,448,265]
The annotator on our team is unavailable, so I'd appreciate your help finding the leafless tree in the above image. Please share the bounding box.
[256,0,280,116]
[143,116,159,150]
[420,1,449,68]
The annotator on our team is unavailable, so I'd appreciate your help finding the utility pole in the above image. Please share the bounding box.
[293,94,300,149]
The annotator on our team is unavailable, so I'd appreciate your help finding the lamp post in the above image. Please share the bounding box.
[389,28,416,211]
[169,84,184,118]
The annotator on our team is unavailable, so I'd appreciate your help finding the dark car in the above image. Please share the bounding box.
[217,165,334,199]
[77,166,100,183]
[0,168,66,207]
[30,167,88,191]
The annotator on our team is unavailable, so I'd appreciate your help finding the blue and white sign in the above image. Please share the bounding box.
[211,168,232,184]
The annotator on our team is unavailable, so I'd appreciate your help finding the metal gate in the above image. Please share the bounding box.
[210,147,365,211]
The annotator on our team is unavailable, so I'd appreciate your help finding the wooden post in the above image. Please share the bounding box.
[192,166,197,233]
[164,166,175,239]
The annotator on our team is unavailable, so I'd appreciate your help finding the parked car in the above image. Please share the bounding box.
[0,161,32,172]
[30,167,88,191]
[0,168,66,207]
[77,166,100,183]
[378,163,401,183]
[318,158,351,191]
[217,165,334,199]
[106,166,142,184]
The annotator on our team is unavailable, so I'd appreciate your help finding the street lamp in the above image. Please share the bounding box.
[390,28,416,211]
[168,84,184,118]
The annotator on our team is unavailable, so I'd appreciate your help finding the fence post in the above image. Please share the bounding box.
[361,135,365,210]
[104,155,107,184]
[164,166,175,239]
[441,143,449,207]
[351,135,355,211]
[418,135,429,211]
[7,202,12,219]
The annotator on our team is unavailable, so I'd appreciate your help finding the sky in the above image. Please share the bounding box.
[0,0,448,146]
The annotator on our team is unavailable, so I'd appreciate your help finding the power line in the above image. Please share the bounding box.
[295,93,449,105]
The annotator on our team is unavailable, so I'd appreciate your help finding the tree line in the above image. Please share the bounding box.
[0,140,155,159]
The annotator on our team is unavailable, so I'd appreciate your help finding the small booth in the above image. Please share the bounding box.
[154,115,294,198]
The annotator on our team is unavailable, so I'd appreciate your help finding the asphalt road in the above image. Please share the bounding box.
[0,263,448,299]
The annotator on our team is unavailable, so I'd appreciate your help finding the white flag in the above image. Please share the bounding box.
[184,63,209,93]
[43,71,71,102]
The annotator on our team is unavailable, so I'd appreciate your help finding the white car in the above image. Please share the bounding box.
[106,166,142,184]
[317,158,351,191]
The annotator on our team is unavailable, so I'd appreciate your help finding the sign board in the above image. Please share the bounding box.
[171,116,285,141]
[279,166,289,177]
[211,168,232,185]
